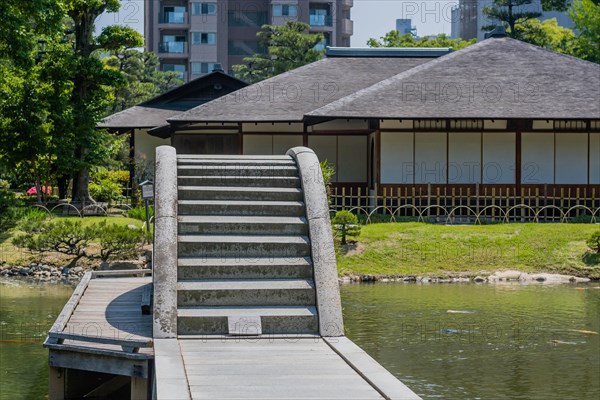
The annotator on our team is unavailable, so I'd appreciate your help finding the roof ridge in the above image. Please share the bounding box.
[503,36,600,67]
[306,39,493,116]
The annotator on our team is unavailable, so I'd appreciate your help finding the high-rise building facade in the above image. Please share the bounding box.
[145,0,353,81]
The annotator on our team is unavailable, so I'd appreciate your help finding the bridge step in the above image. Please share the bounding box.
[177,306,318,335]
[178,216,308,235]
[178,257,313,280]
[178,175,301,188]
[177,279,316,307]
[178,235,311,258]
[178,200,305,216]
[178,158,297,167]
[178,186,303,201]
[178,165,299,177]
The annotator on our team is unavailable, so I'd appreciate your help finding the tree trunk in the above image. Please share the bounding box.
[72,166,94,205]
[57,175,70,200]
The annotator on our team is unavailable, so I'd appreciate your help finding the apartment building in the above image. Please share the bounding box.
[145,0,353,81]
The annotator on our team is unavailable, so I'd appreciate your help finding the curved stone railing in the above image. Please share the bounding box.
[287,147,344,337]
[153,146,178,338]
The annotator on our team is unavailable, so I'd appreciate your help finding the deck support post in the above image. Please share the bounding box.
[48,367,65,400]
[131,376,148,400]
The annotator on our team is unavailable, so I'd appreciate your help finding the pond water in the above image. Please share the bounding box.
[0,280,598,399]
[340,283,600,400]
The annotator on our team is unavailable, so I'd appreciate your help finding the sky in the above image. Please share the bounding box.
[351,0,458,46]
[94,0,458,48]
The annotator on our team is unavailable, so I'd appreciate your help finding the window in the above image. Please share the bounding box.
[309,5,332,26]
[273,4,297,17]
[162,6,186,23]
[228,40,266,56]
[192,32,216,45]
[191,62,219,75]
[163,64,186,80]
[192,2,217,15]
[228,11,268,27]
[160,35,186,53]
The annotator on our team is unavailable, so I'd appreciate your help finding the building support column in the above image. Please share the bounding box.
[131,376,148,400]
[48,367,65,400]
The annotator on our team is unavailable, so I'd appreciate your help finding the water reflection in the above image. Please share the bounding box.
[341,283,600,400]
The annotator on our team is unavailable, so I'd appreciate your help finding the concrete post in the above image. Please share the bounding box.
[287,147,344,337]
[48,367,65,400]
[153,146,178,338]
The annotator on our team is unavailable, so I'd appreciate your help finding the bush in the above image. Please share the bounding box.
[571,213,593,223]
[320,160,335,205]
[128,205,154,221]
[587,231,600,253]
[96,221,145,262]
[17,208,52,234]
[13,219,96,266]
[332,210,361,245]
[0,179,24,231]
[90,180,122,203]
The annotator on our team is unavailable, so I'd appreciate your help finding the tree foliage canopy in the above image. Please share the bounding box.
[233,21,324,83]
[367,32,476,50]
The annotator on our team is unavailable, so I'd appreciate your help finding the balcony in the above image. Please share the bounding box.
[309,14,333,27]
[159,41,188,55]
[342,18,353,36]
[159,11,188,25]
[341,0,353,8]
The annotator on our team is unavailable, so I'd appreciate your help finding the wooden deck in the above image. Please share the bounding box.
[180,338,383,399]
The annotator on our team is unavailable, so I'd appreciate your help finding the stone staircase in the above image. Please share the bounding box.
[174,155,319,337]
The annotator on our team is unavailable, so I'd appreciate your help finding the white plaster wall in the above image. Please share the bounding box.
[243,135,272,155]
[337,136,367,182]
[415,132,446,184]
[448,132,481,184]
[135,129,170,164]
[380,132,414,184]
[482,132,515,184]
[555,133,588,184]
[273,135,303,155]
[521,132,554,184]
[590,133,600,185]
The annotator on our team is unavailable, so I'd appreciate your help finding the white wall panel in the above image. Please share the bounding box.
[482,132,515,184]
[556,133,587,184]
[273,135,303,155]
[590,133,600,184]
[135,130,170,164]
[338,136,367,182]
[521,132,554,184]
[448,132,481,184]
[380,132,414,184]
[243,135,272,155]
[415,132,446,184]
[308,136,338,182]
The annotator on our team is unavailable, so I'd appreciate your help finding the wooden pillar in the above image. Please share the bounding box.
[48,367,65,400]
[131,376,148,400]
[129,130,138,207]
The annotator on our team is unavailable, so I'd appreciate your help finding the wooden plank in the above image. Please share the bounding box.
[47,272,92,343]
[48,348,150,378]
[92,269,151,278]
[48,332,152,353]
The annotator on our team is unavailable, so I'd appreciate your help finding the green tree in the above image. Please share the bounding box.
[103,50,182,114]
[233,21,324,83]
[332,210,361,245]
[482,0,542,35]
[515,18,578,55]
[570,0,600,63]
[368,32,476,50]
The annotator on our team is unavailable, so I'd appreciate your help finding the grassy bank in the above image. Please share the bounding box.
[337,223,600,279]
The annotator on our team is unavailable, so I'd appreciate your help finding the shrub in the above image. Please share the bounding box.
[96,221,145,262]
[587,231,600,253]
[0,179,24,231]
[128,205,154,221]
[90,180,122,203]
[13,219,96,267]
[17,208,52,234]
[332,210,361,245]
[571,213,593,223]
[320,160,335,205]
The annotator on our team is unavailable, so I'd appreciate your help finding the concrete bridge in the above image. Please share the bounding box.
[45,146,420,399]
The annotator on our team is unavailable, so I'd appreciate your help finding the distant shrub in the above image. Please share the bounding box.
[96,221,145,262]
[0,179,24,231]
[13,219,96,266]
[320,160,335,205]
[571,213,593,223]
[128,205,154,221]
[587,231,600,253]
[90,180,122,203]
[17,208,51,234]
[332,210,361,245]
